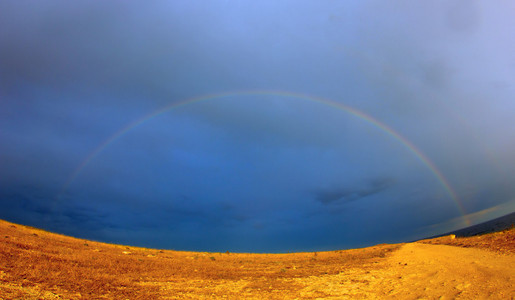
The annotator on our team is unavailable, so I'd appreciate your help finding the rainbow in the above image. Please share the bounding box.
[58,90,470,226]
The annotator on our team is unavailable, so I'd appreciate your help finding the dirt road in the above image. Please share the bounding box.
[294,242,515,299]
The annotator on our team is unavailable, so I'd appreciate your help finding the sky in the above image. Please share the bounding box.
[1,1,515,253]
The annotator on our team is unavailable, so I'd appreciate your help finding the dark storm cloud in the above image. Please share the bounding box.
[137,197,250,230]
[0,186,114,235]
[0,2,216,103]
[313,178,396,205]
[0,1,372,106]
[0,181,254,247]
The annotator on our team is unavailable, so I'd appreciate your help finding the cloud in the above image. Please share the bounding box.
[445,0,480,33]
[0,185,115,236]
[1,1,514,252]
[313,178,396,205]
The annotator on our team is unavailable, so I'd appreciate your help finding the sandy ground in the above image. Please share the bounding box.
[290,242,514,299]
[0,219,514,299]
[160,242,514,299]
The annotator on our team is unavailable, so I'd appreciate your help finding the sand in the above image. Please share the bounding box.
[0,219,513,299]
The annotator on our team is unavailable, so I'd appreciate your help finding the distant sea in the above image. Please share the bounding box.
[429,211,515,238]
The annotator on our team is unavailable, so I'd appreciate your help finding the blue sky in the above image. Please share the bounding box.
[1,1,515,252]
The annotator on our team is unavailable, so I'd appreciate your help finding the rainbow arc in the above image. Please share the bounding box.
[58,90,470,226]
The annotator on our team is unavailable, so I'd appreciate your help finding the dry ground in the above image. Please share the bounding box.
[0,219,513,299]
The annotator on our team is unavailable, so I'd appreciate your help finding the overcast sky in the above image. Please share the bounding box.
[1,1,515,252]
